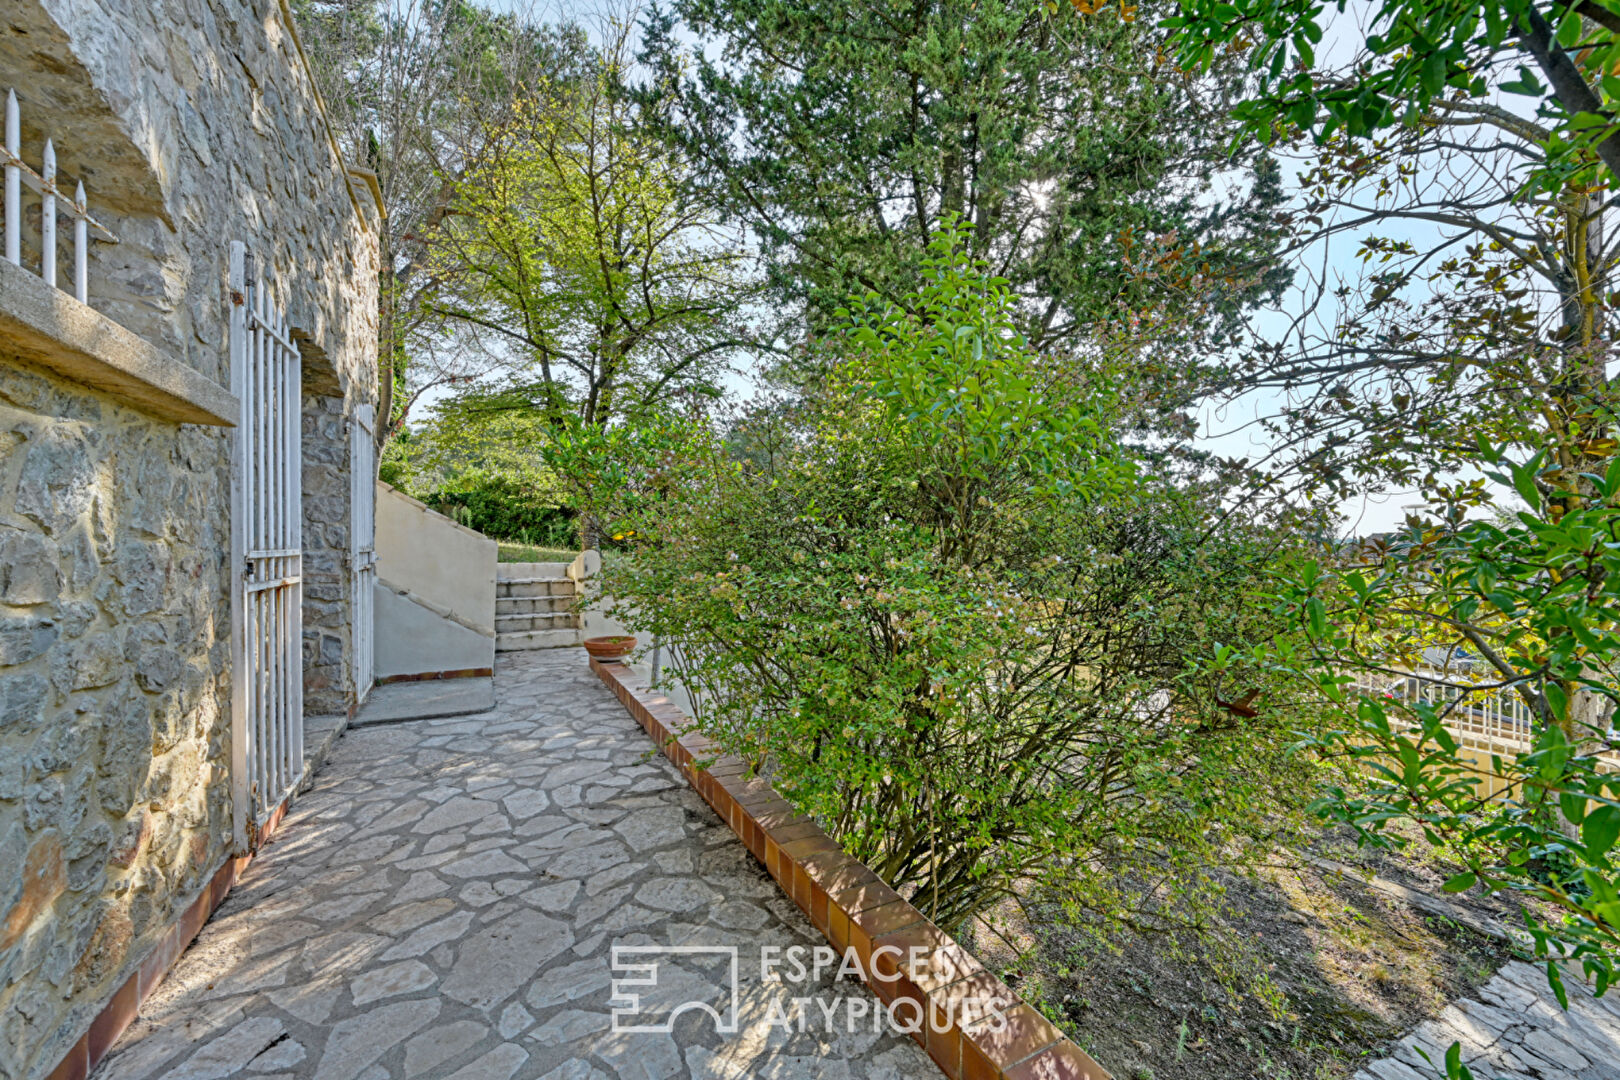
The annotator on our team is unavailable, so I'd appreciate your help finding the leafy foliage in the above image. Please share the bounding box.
[638,0,1291,359]
[292,0,591,434]
[1266,444,1620,997]
[422,471,575,546]
[1163,0,1620,193]
[602,234,1318,929]
[432,21,754,431]
[1153,0,1620,1011]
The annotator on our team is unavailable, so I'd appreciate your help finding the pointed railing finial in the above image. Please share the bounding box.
[40,137,55,286]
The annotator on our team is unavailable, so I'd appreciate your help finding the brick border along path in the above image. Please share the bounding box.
[96,650,939,1080]
[589,659,1111,1080]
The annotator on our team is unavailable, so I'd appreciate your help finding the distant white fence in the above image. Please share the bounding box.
[1353,666,1619,765]
[3,88,118,302]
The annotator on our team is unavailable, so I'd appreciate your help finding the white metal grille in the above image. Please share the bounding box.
[1354,666,1620,764]
[229,241,304,847]
[3,88,118,300]
[351,404,377,702]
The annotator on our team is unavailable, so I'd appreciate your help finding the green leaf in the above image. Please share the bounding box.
[1557,7,1584,48]
[1501,65,1546,96]
[1561,789,1589,827]
[1421,53,1446,96]
[1510,460,1543,511]
[1546,682,1569,725]
[1582,805,1620,861]
[1547,962,1570,1010]
[1441,871,1477,893]
[1306,597,1327,639]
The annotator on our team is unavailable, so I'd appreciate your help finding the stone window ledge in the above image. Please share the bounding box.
[0,258,235,426]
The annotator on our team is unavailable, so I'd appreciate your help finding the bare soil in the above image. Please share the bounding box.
[967,837,1519,1080]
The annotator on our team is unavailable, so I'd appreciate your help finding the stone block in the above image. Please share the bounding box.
[1,831,66,951]
[15,428,95,536]
[0,673,50,733]
[0,615,60,666]
[0,529,62,604]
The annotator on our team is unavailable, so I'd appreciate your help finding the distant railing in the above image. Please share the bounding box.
[3,88,118,303]
[1353,665,1619,765]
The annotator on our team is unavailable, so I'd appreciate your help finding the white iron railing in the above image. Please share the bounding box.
[3,88,118,302]
[1353,665,1619,764]
[228,241,305,848]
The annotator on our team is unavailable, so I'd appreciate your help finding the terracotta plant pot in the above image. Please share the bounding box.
[582,635,637,662]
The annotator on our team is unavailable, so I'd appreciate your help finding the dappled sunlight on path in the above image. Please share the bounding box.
[97,651,935,1080]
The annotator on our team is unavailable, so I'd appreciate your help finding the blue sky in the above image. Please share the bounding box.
[431,0,1529,534]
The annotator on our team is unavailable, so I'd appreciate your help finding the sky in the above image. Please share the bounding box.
[424,0,1533,536]
[1180,0,1544,536]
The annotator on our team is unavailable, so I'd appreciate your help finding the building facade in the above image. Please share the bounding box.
[0,2,380,1077]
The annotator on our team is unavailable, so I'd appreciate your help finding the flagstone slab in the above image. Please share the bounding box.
[98,651,938,1080]
[1352,961,1620,1080]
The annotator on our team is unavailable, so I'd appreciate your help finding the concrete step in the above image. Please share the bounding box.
[350,677,496,727]
[495,612,581,633]
[496,561,571,581]
[497,578,576,599]
[496,628,584,651]
[496,595,573,615]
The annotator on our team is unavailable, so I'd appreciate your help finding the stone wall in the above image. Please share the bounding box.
[0,0,378,1076]
[0,362,233,1080]
[301,387,353,715]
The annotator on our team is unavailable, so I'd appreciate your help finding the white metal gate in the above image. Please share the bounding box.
[350,404,377,702]
[229,241,304,848]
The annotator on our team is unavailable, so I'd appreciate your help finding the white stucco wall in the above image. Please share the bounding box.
[373,583,494,680]
[375,481,496,636]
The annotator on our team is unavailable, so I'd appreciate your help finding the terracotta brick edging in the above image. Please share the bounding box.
[589,656,1113,1080]
[376,666,494,685]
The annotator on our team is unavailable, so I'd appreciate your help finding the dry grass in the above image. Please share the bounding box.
[966,841,1515,1080]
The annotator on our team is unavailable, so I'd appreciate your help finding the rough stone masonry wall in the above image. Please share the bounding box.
[0,363,233,1080]
[301,387,356,715]
[0,0,378,1076]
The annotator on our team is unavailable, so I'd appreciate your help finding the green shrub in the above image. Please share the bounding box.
[423,471,576,545]
[604,234,1318,930]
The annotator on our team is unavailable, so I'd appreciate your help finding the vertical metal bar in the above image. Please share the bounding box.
[245,594,257,821]
[228,241,250,851]
[255,274,267,557]
[280,302,291,794]
[282,302,292,802]
[256,274,270,822]
[4,90,18,266]
[262,283,273,558]
[73,181,87,302]
[290,322,304,776]
[40,139,55,287]
[277,301,290,795]
[273,577,283,803]
[258,589,269,818]
[282,307,291,561]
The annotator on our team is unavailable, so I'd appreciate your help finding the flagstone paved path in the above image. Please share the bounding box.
[97,651,938,1080]
[1351,960,1620,1080]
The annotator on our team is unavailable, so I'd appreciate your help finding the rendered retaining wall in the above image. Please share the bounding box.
[373,482,496,680]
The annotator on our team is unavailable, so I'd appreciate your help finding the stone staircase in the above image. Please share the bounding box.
[495,562,584,651]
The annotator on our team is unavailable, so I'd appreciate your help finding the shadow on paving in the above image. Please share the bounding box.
[97,651,937,1080]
